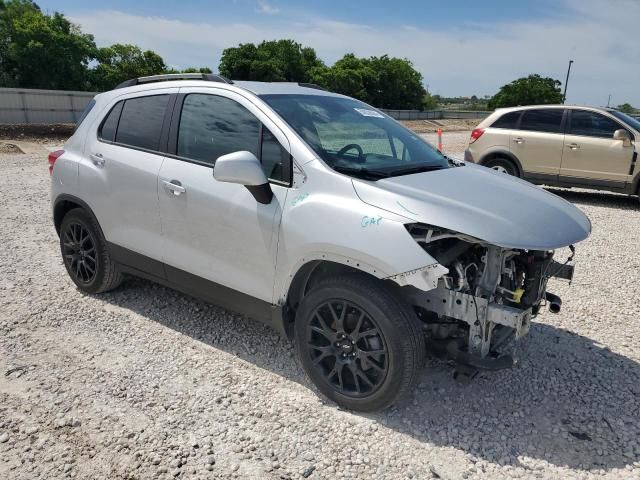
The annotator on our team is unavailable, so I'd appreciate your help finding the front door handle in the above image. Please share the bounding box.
[163,180,186,195]
[90,153,105,167]
[566,143,580,150]
[513,137,525,145]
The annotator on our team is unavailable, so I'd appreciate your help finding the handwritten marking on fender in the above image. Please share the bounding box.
[361,216,382,228]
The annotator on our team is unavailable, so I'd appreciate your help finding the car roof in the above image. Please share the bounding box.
[232,81,342,97]
[101,78,345,100]
[495,104,613,113]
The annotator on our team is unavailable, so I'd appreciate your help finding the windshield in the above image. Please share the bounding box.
[260,94,449,179]
[609,110,640,133]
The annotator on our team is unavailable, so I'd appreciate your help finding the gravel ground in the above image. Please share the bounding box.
[421,131,471,160]
[1,142,640,480]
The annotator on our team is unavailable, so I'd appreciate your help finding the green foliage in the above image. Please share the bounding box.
[488,74,563,109]
[178,67,213,74]
[317,54,426,109]
[0,0,96,89]
[219,39,325,82]
[220,41,428,109]
[421,93,438,110]
[0,4,431,109]
[617,103,637,114]
[433,95,490,111]
[89,44,167,91]
[0,1,210,91]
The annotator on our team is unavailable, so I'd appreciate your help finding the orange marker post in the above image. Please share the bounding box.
[437,128,443,152]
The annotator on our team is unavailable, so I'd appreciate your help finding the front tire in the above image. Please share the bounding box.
[294,274,424,411]
[484,157,519,177]
[59,208,122,294]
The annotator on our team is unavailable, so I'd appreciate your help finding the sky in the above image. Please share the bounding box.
[39,0,640,106]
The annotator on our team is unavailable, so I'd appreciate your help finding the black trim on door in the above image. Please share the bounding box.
[107,242,285,333]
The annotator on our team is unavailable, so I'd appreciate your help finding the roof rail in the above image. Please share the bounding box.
[297,82,327,91]
[115,73,234,89]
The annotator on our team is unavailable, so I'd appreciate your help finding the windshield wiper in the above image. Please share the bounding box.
[332,165,391,180]
[444,155,465,167]
[387,164,446,177]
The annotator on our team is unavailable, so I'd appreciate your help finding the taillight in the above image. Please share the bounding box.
[469,128,485,144]
[48,150,64,175]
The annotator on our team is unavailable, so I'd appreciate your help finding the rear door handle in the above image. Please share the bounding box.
[163,180,186,195]
[90,153,105,167]
[566,143,580,150]
[513,137,525,144]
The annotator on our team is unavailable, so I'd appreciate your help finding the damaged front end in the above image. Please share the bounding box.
[401,223,575,376]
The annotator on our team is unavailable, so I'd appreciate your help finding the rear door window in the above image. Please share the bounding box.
[491,111,521,129]
[115,95,170,151]
[519,109,564,133]
[569,110,624,138]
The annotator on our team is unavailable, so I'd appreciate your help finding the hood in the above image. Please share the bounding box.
[352,163,591,250]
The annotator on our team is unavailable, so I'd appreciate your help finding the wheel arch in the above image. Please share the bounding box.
[53,194,102,237]
[281,259,388,339]
[478,148,524,177]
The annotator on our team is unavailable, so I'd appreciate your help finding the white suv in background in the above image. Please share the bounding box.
[49,74,590,411]
[465,105,639,198]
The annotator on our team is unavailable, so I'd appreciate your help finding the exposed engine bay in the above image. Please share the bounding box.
[402,223,575,376]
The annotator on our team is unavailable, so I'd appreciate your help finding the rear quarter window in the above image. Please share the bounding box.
[75,99,96,130]
[98,101,124,142]
[490,111,521,129]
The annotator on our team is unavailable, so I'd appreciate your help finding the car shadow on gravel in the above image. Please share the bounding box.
[100,278,640,474]
[544,187,638,210]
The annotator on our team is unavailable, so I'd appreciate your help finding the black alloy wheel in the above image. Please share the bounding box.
[59,208,122,294]
[306,299,388,397]
[62,221,97,284]
[295,274,425,411]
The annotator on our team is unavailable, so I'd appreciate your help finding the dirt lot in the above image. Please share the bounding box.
[1,135,639,480]
[401,119,481,134]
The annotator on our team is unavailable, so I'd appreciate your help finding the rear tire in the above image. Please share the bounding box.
[59,208,122,294]
[483,157,519,177]
[294,274,424,411]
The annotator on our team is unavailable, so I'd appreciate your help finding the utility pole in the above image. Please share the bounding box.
[607,94,611,107]
[562,60,574,104]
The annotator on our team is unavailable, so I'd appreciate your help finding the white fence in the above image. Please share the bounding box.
[0,88,96,124]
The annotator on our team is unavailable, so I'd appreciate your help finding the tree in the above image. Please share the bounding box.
[179,67,213,74]
[0,0,96,89]
[311,53,374,102]
[219,39,325,83]
[367,55,426,109]
[488,74,563,109]
[308,53,427,109]
[89,44,167,91]
[617,103,636,114]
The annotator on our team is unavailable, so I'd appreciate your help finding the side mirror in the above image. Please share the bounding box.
[613,129,632,147]
[213,151,273,204]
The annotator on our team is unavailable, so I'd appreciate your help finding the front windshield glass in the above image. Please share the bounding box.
[261,94,449,179]
[609,110,640,133]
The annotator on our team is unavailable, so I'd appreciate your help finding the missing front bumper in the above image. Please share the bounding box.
[407,287,534,367]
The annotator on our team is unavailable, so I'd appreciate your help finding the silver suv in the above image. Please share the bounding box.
[50,73,591,411]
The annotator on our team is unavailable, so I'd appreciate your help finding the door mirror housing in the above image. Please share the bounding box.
[213,151,273,204]
[613,129,632,147]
